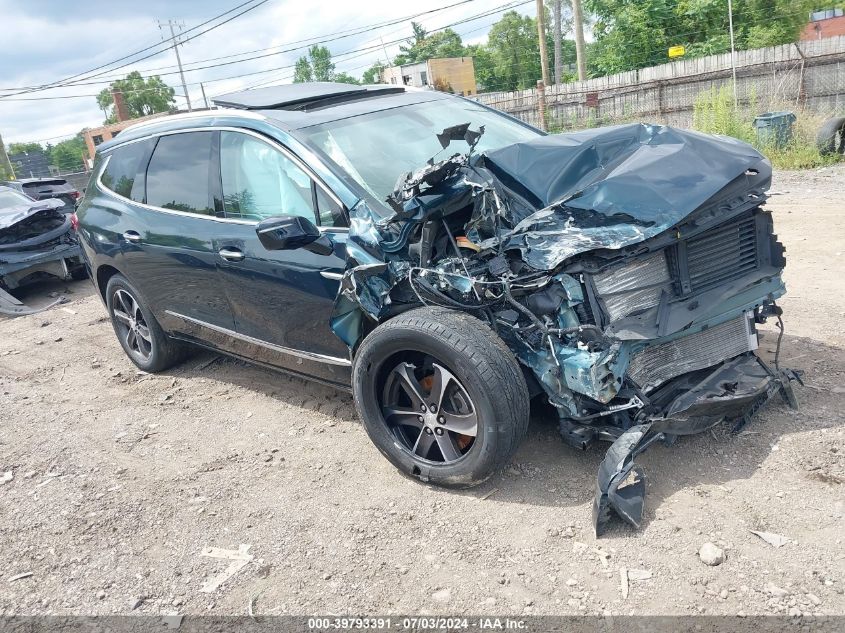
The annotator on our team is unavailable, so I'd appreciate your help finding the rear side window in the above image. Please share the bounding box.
[101,140,154,201]
[146,132,214,215]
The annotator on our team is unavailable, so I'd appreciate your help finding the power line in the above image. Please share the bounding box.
[211,0,532,93]
[0,2,811,104]
[0,0,477,94]
[17,0,481,90]
[0,0,530,102]
[0,0,270,100]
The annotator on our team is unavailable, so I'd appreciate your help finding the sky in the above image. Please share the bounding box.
[0,0,538,146]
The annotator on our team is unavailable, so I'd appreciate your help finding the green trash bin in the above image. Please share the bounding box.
[753,111,796,148]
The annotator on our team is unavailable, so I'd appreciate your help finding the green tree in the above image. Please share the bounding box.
[464,43,496,91]
[586,0,815,75]
[50,135,87,172]
[485,11,545,91]
[96,71,175,123]
[333,72,360,85]
[393,27,466,65]
[8,141,44,155]
[394,22,428,64]
[293,44,337,82]
[362,62,386,84]
[293,56,313,83]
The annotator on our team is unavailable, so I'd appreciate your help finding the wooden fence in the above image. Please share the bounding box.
[475,36,845,130]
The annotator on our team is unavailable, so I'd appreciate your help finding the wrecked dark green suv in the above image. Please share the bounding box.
[78,84,799,536]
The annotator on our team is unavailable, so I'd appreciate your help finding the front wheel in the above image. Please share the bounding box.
[352,307,530,488]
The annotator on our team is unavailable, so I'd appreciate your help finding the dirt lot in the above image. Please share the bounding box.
[1,166,843,619]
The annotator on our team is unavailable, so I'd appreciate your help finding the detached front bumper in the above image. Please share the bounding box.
[592,353,800,536]
[0,243,82,315]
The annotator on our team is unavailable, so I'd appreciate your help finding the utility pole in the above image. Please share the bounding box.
[572,0,587,81]
[553,0,562,85]
[536,0,551,87]
[159,19,192,112]
[727,0,738,108]
[200,82,209,109]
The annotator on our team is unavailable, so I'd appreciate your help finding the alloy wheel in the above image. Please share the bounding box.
[111,288,153,362]
[381,359,478,464]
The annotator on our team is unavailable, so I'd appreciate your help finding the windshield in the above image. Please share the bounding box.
[299,98,541,203]
[0,188,33,210]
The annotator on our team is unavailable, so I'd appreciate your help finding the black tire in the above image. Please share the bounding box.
[105,274,187,372]
[352,307,530,488]
[816,116,845,155]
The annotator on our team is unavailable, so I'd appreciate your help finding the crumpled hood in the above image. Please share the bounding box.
[476,123,771,270]
[0,198,66,231]
[332,123,771,347]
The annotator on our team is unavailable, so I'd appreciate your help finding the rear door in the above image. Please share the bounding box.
[93,131,237,349]
[134,131,238,345]
[213,129,350,385]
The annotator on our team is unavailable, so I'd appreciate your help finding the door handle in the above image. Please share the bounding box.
[218,247,245,262]
[122,230,141,244]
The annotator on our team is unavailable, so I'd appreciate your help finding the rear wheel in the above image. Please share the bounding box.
[105,274,187,372]
[353,307,529,488]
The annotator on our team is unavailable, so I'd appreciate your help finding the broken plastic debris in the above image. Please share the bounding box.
[750,530,790,548]
[199,544,253,593]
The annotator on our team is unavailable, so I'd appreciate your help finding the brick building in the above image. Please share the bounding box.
[81,90,168,164]
[381,57,477,96]
[801,8,845,40]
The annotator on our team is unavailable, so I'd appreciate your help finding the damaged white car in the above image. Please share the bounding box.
[0,185,85,315]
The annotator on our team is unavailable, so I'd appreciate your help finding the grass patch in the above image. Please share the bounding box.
[543,84,840,171]
[692,85,839,170]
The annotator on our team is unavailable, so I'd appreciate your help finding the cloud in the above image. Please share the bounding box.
[0,0,534,145]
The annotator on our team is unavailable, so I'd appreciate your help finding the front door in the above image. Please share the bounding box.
[213,130,351,386]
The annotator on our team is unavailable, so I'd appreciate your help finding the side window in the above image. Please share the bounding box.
[220,131,318,223]
[146,132,214,215]
[100,139,154,201]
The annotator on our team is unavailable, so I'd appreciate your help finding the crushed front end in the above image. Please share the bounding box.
[331,123,800,535]
[0,199,83,315]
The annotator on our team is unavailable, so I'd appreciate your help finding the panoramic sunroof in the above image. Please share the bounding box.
[212,82,404,111]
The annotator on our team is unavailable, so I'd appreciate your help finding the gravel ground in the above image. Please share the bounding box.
[1,166,843,618]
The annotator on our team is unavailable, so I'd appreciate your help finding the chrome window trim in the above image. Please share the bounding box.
[166,310,351,366]
[96,125,348,231]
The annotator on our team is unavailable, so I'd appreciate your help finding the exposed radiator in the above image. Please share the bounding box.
[686,216,758,293]
[627,314,758,392]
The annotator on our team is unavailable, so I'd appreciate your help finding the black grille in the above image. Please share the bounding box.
[685,216,758,293]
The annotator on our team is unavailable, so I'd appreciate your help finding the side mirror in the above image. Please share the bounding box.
[256,215,333,255]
